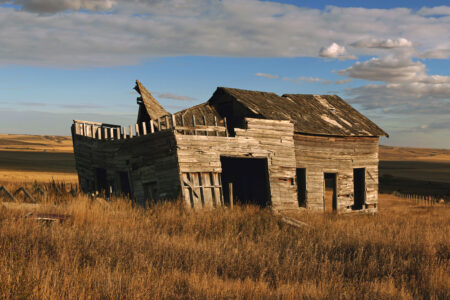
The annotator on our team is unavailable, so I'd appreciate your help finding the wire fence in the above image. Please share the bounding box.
[392,191,449,206]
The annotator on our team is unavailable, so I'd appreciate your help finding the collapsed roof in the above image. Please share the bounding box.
[208,87,387,137]
[135,81,387,137]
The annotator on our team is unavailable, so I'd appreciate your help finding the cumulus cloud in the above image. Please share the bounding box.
[319,43,356,60]
[256,73,279,79]
[0,2,448,66]
[338,56,426,83]
[351,38,413,49]
[339,52,450,116]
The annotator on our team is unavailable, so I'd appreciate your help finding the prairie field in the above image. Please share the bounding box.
[0,190,449,299]
[0,135,449,299]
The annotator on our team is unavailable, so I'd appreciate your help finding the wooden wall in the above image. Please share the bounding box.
[294,134,379,212]
[72,119,380,213]
[176,118,298,211]
[72,128,180,204]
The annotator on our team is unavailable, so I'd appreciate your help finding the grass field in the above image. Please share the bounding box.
[0,134,448,298]
[0,190,449,299]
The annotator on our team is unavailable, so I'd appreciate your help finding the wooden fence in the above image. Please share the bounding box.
[0,181,79,203]
[392,191,448,206]
[73,114,228,141]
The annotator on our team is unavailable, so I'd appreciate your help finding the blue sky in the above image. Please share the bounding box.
[0,0,449,148]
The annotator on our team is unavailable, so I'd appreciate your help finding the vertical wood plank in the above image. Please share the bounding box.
[142,122,147,135]
[214,116,218,136]
[192,115,197,135]
[202,173,213,208]
[171,114,176,130]
[224,117,229,137]
[135,123,140,136]
[165,115,169,130]
[157,118,161,131]
[182,173,193,208]
[180,116,185,135]
[229,182,233,209]
[104,127,108,139]
[129,125,133,138]
[110,127,114,140]
[116,128,121,140]
[150,120,154,133]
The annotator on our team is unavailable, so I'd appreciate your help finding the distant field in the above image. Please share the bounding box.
[0,135,448,195]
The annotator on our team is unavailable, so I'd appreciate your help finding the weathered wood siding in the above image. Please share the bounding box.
[72,128,180,204]
[175,118,298,210]
[294,134,379,212]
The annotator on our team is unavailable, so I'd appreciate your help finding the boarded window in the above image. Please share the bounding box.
[182,172,223,208]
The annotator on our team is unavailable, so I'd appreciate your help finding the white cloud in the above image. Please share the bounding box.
[339,52,450,116]
[338,56,426,83]
[417,6,450,16]
[319,43,356,60]
[156,92,195,101]
[0,0,116,13]
[0,3,449,66]
[419,49,450,59]
[335,79,353,84]
[351,38,413,49]
[256,73,279,79]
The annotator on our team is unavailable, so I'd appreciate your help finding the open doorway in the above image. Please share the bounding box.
[119,171,131,197]
[220,157,271,207]
[353,168,365,210]
[324,173,337,212]
[95,168,108,194]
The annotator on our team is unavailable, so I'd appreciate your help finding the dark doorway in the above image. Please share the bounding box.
[119,171,131,197]
[296,168,306,207]
[144,181,158,203]
[220,157,271,207]
[324,173,337,212]
[95,168,108,194]
[353,168,366,210]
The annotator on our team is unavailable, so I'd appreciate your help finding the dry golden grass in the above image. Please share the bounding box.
[0,189,448,299]
[0,170,77,183]
[0,134,73,152]
[380,145,450,163]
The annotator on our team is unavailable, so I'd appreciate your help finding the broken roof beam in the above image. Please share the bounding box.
[134,80,169,122]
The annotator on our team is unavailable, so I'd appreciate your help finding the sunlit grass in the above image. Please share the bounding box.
[0,184,448,299]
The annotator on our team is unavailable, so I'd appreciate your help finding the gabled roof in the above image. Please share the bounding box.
[209,87,387,137]
[134,80,168,121]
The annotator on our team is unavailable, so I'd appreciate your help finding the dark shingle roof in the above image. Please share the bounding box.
[209,87,387,137]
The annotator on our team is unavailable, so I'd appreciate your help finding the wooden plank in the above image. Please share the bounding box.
[135,123,140,136]
[142,122,147,135]
[202,173,214,207]
[150,120,154,133]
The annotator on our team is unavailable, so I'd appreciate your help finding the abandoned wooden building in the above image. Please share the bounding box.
[71,80,388,212]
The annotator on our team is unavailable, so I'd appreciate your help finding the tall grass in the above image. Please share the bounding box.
[0,191,449,299]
